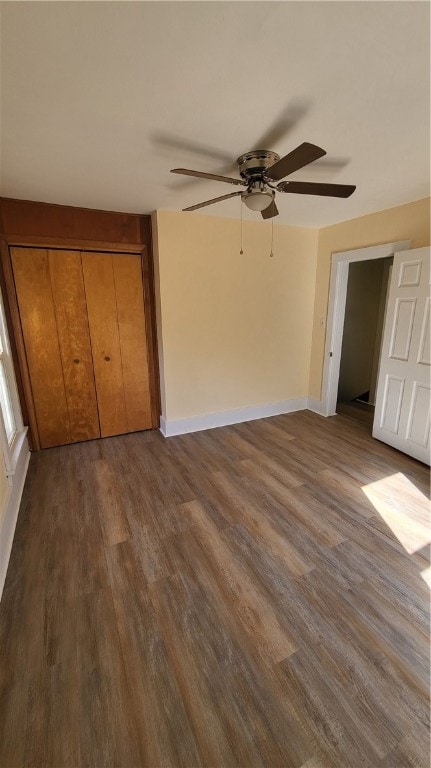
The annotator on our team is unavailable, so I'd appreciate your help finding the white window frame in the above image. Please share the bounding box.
[0,290,26,483]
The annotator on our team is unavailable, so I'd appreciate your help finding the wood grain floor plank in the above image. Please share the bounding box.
[294,638,401,759]
[92,458,132,546]
[232,424,324,484]
[181,499,298,663]
[75,588,142,767]
[150,570,251,767]
[106,541,202,768]
[221,428,305,487]
[302,567,429,705]
[150,563,312,768]
[209,471,315,577]
[279,649,382,768]
[23,660,81,768]
[0,410,429,767]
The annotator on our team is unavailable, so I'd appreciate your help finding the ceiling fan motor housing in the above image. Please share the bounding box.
[237,150,280,182]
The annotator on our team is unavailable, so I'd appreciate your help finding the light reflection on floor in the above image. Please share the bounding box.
[420,565,431,587]
[361,472,430,555]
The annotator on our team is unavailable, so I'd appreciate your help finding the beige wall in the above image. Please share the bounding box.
[153,210,318,421]
[309,197,430,399]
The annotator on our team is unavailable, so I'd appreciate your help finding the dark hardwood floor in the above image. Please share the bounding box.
[0,410,429,767]
[336,400,375,427]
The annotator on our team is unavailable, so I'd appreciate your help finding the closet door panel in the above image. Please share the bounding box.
[81,252,127,437]
[48,250,100,442]
[112,254,152,431]
[10,247,72,448]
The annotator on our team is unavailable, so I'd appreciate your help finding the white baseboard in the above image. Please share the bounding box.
[0,435,30,601]
[306,397,333,417]
[159,397,308,437]
[159,415,168,436]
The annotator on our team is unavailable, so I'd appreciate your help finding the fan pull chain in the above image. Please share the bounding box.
[269,217,274,258]
[240,197,244,254]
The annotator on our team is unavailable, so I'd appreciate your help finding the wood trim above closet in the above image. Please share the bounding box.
[0,198,160,449]
[5,235,144,253]
[0,197,144,245]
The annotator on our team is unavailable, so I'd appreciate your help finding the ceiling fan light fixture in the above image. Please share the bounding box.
[241,188,274,212]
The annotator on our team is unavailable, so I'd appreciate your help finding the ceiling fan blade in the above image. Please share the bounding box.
[265,142,327,181]
[171,168,244,186]
[153,131,232,164]
[252,99,310,152]
[183,191,243,212]
[261,201,279,220]
[278,180,356,197]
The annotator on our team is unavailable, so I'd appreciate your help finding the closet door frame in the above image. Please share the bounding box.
[0,237,160,450]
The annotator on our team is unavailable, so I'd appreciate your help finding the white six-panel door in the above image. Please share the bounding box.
[373,247,430,464]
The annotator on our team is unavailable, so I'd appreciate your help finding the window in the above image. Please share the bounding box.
[0,333,16,443]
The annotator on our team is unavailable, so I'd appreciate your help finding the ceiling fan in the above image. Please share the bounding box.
[171,142,356,219]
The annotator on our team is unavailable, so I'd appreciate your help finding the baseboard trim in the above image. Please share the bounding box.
[0,435,30,601]
[306,397,332,417]
[159,397,308,437]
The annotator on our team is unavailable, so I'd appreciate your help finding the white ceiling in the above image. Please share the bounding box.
[1,1,429,227]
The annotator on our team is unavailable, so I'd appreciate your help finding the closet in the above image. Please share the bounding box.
[10,246,152,448]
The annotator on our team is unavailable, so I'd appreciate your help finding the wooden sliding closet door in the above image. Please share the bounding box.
[11,248,100,448]
[82,252,152,437]
[48,251,100,441]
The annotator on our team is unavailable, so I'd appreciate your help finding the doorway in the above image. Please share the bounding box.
[320,240,410,419]
[336,257,392,428]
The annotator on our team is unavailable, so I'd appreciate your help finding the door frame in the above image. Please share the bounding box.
[320,240,411,417]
